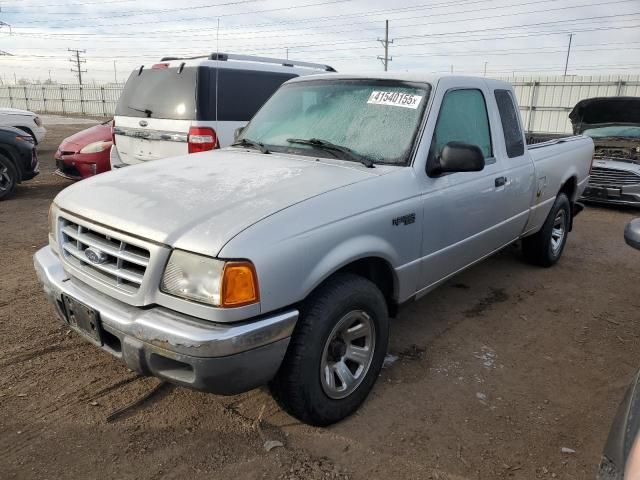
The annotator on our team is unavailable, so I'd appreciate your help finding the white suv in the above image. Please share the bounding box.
[111,53,335,168]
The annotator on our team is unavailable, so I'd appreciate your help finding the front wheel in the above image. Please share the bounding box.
[522,193,571,267]
[0,154,18,200]
[270,273,389,426]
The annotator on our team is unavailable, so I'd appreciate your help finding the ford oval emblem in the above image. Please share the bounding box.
[84,247,109,265]
[139,120,148,127]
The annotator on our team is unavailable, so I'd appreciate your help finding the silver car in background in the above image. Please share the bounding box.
[571,97,640,206]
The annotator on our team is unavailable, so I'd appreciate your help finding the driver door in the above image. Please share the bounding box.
[419,83,510,291]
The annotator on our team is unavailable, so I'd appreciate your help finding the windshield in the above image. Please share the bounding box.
[239,79,431,165]
[582,126,640,138]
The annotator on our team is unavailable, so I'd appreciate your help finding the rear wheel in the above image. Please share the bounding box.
[270,273,389,426]
[522,193,571,267]
[0,154,18,200]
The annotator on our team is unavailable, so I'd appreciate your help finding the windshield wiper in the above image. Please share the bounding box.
[231,138,270,154]
[286,138,374,168]
[128,105,152,117]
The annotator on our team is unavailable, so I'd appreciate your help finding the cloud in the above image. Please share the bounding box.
[0,0,639,83]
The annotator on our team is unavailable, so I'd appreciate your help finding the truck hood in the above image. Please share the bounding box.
[55,149,380,256]
[569,97,640,134]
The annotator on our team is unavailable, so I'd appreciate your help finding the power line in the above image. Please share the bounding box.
[8,41,640,60]
[10,0,267,22]
[10,0,354,29]
[0,0,134,7]
[68,48,86,85]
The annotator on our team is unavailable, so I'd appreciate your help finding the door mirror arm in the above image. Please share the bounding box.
[233,126,245,141]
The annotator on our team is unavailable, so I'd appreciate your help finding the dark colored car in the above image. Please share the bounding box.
[0,126,39,200]
[597,219,640,479]
[54,120,112,180]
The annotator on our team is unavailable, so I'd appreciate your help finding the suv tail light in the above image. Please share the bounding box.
[188,127,218,153]
[111,119,116,145]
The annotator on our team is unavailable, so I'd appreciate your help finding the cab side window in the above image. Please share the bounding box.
[494,89,525,158]
[429,89,493,163]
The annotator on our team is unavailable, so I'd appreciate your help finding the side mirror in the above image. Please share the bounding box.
[624,218,640,250]
[430,141,485,176]
[233,126,245,141]
[440,141,485,173]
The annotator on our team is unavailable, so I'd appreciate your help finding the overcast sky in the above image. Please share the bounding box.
[0,0,639,84]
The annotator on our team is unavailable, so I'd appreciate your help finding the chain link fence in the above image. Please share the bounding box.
[0,84,124,117]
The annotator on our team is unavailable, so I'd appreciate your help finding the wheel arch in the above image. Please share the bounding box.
[559,175,578,203]
[304,253,399,318]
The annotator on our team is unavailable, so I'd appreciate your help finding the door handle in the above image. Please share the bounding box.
[495,176,507,188]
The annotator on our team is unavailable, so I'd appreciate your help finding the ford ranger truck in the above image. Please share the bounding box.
[34,74,593,426]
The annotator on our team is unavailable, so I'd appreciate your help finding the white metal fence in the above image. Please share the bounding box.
[0,84,124,118]
[1,75,640,132]
[499,74,640,134]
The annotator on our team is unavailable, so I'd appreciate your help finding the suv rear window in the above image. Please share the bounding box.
[117,66,296,122]
[201,69,298,121]
[116,67,197,120]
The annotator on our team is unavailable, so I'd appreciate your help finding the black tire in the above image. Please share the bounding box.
[0,154,18,200]
[270,273,389,426]
[522,193,571,267]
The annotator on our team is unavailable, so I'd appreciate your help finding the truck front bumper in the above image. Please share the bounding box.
[34,246,297,395]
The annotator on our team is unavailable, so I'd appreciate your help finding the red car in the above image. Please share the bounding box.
[55,120,113,180]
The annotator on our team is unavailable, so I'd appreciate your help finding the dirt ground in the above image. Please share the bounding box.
[1,119,639,480]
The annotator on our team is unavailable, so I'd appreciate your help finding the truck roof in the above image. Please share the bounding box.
[287,72,514,90]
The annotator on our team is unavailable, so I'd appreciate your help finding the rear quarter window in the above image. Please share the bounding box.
[494,89,525,158]
[204,69,298,122]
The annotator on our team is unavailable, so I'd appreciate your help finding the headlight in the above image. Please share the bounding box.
[79,141,112,154]
[15,134,34,143]
[48,202,58,242]
[161,251,259,307]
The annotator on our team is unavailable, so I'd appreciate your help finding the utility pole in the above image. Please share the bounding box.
[286,48,289,60]
[563,33,573,76]
[450,65,453,74]
[377,20,393,71]
[483,61,488,76]
[113,60,117,83]
[68,48,87,85]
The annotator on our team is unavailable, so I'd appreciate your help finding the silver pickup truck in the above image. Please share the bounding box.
[34,74,593,425]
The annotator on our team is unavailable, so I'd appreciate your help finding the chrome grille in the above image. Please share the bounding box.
[59,217,150,294]
[589,167,640,187]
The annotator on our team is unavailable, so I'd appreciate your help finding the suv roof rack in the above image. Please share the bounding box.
[160,52,335,72]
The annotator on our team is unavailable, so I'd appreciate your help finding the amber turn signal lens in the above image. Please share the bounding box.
[221,262,259,307]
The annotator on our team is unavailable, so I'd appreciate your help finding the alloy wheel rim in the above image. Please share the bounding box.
[320,310,376,400]
[0,165,11,192]
[551,209,566,256]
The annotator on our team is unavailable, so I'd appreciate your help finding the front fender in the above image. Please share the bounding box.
[303,234,400,301]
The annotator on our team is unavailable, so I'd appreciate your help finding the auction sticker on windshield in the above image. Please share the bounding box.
[367,91,423,109]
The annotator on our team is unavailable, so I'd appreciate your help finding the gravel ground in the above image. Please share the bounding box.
[1,122,639,480]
